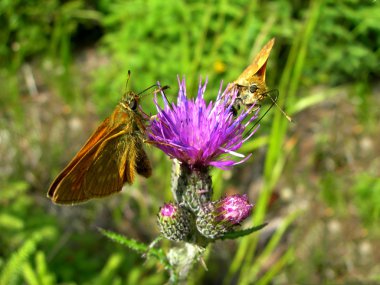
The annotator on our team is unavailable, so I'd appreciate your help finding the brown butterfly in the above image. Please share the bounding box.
[48,76,159,204]
[228,38,291,121]
[231,38,275,108]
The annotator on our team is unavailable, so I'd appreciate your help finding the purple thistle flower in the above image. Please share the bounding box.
[148,78,259,170]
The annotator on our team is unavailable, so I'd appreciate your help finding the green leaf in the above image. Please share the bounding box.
[0,229,55,285]
[98,228,171,269]
[220,223,268,240]
[99,228,148,253]
[88,253,123,285]
[0,213,24,230]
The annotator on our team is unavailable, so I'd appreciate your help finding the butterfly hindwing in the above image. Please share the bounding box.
[135,143,152,178]
[84,132,138,197]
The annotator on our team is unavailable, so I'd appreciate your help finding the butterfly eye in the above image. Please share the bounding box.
[249,84,258,93]
[129,99,138,110]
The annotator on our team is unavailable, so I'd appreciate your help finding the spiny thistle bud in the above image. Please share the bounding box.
[157,203,194,242]
[172,162,213,213]
[196,194,253,239]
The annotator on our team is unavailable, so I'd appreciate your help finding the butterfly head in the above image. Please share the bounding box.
[236,76,267,106]
[120,91,139,111]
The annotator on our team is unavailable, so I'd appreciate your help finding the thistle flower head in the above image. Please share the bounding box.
[157,203,194,242]
[215,194,253,224]
[196,194,253,239]
[148,78,258,170]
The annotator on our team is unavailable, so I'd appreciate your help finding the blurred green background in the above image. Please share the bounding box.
[1,0,380,284]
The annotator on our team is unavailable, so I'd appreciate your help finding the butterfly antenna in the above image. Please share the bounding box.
[125,70,131,91]
[138,84,169,97]
[157,84,171,105]
[243,101,275,140]
[264,89,292,122]
[121,70,132,101]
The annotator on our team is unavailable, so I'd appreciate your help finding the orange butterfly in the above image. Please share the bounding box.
[232,38,275,107]
[228,38,291,121]
[48,78,156,204]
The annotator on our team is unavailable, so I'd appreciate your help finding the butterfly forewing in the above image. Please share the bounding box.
[234,38,275,88]
[48,119,111,194]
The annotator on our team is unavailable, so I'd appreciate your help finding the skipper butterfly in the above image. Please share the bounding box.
[48,74,158,204]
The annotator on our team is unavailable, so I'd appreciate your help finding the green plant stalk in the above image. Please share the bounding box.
[224,36,296,285]
[167,244,206,285]
[242,1,324,283]
[225,0,324,283]
[178,2,191,78]
[22,263,40,285]
[90,254,124,285]
[188,245,212,285]
[188,1,213,93]
[0,228,55,285]
[22,251,55,285]
[256,248,295,285]
[210,0,228,53]
[237,138,292,285]
[239,0,259,57]
[245,211,299,283]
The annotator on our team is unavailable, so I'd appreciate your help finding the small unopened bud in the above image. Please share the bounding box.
[157,203,194,242]
[196,194,253,239]
[216,194,253,224]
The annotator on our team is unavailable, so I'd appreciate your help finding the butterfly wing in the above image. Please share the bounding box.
[83,132,139,197]
[234,38,275,86]
[135,143,152,178]
[48,127,140,204]
[48,117,113,196]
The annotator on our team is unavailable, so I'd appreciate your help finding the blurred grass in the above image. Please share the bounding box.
[1,0,380,284]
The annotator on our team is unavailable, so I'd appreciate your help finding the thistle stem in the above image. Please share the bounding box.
[167,159,213,282]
